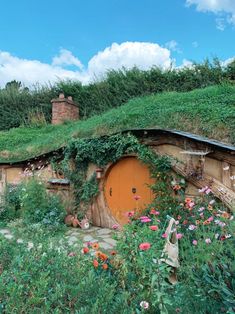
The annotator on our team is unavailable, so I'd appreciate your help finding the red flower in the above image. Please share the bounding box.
[93,259,99,268]
[139,242,151,250]
[83,247,89,254]
[149,225,158,231]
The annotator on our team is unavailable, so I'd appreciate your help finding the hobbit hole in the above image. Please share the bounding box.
[104,157,155,225]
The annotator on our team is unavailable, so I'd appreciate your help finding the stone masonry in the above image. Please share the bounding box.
[51,93,79,124]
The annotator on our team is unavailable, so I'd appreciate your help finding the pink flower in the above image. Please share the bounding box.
[199,186,212,194]
[205,238,211,244]
[199,213,204,217]
[134,195,141,201]
[150,209,160,215]
[207,216,214,222]
[175,220,179,225]
[140,218,152,223]
[127,211,135,217]
[176,233,183,239]
[112,224,119,230]
[192,240,198,245]
[188,201,195,208]
[198,207,205,212]
[140,216,149,219]
[68,252,76,257]
[162,233,168,238]
[140,301,149,309]
[149,225,158,231]
[205,188,212,195]
[139,242,151,251]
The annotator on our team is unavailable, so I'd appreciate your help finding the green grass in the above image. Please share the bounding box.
[0,84,235,163]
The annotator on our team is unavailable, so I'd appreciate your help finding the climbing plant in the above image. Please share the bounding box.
[61,133,178,217]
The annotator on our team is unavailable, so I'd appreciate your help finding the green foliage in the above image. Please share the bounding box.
[0,84,234,164]
[0,82,55,130]
[0,184,21,221]
[0,223,131,313]
[19,177,65,226]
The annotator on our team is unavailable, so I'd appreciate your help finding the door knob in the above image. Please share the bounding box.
[132,187,137,194]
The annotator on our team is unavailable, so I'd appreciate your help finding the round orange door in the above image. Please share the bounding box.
[104,157,155,225]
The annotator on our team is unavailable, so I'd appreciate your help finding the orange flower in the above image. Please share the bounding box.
[91,242,99,250]
[203,220,210,225]
[221,212,230,219]
[93,259,99,268]
[99,253,108,261]
[196,220,200,225]
[185,198,192,203]
[208,205,213,211]
[102,263,108,270]
[110,250,117,256]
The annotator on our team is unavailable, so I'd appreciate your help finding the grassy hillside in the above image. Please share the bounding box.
[0,84,234,163]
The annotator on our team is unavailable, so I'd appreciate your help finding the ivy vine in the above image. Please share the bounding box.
[61,133,181,218]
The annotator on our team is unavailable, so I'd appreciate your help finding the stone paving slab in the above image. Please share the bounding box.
[0,225,119,252]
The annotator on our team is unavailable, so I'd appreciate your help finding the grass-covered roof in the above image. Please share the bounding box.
[0,84,234,163]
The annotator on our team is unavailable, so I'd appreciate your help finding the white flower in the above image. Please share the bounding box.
[188,224,197,231]
[223,166,230,171]
[140,301,149,309]
[16,239,24,244]
[27,242,34,250]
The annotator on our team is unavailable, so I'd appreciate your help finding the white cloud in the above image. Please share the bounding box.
[177,59,194,69]
[186,0,235,29]
[52,48,84,69]
[0,42,173,87]
[87,42,172,75]
[165,40,182,53]
[221,56,235,67]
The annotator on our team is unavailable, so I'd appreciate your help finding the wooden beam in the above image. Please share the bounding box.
[172,162,235,211]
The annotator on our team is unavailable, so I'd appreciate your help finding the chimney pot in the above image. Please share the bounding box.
[68,96,73,101]
[59,93,65,99]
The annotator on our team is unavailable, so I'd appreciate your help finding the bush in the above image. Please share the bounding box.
[20,178,65,226]
[0,184,21,221]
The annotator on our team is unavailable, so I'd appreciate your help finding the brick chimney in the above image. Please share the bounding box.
[51,93,79,125]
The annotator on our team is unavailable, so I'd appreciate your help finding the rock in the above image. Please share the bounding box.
[99,242,113,250]
[104,238,117,246]
[68,236,78,243]
[83,235,94,242]
[90,238,99,243]
[97,228,112,235]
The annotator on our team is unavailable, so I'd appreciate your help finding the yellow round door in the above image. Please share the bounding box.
[104,157,155,225]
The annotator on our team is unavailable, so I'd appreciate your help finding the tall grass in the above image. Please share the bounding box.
[0,84,234,163]
[0,58,234,131]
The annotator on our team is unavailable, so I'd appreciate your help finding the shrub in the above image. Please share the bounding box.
[20,178,65,226]
[0,184,21,221]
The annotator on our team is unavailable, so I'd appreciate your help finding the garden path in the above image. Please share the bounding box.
[0,226,118,251]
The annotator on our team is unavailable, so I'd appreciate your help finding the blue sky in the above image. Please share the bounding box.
[0,0,234,86]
